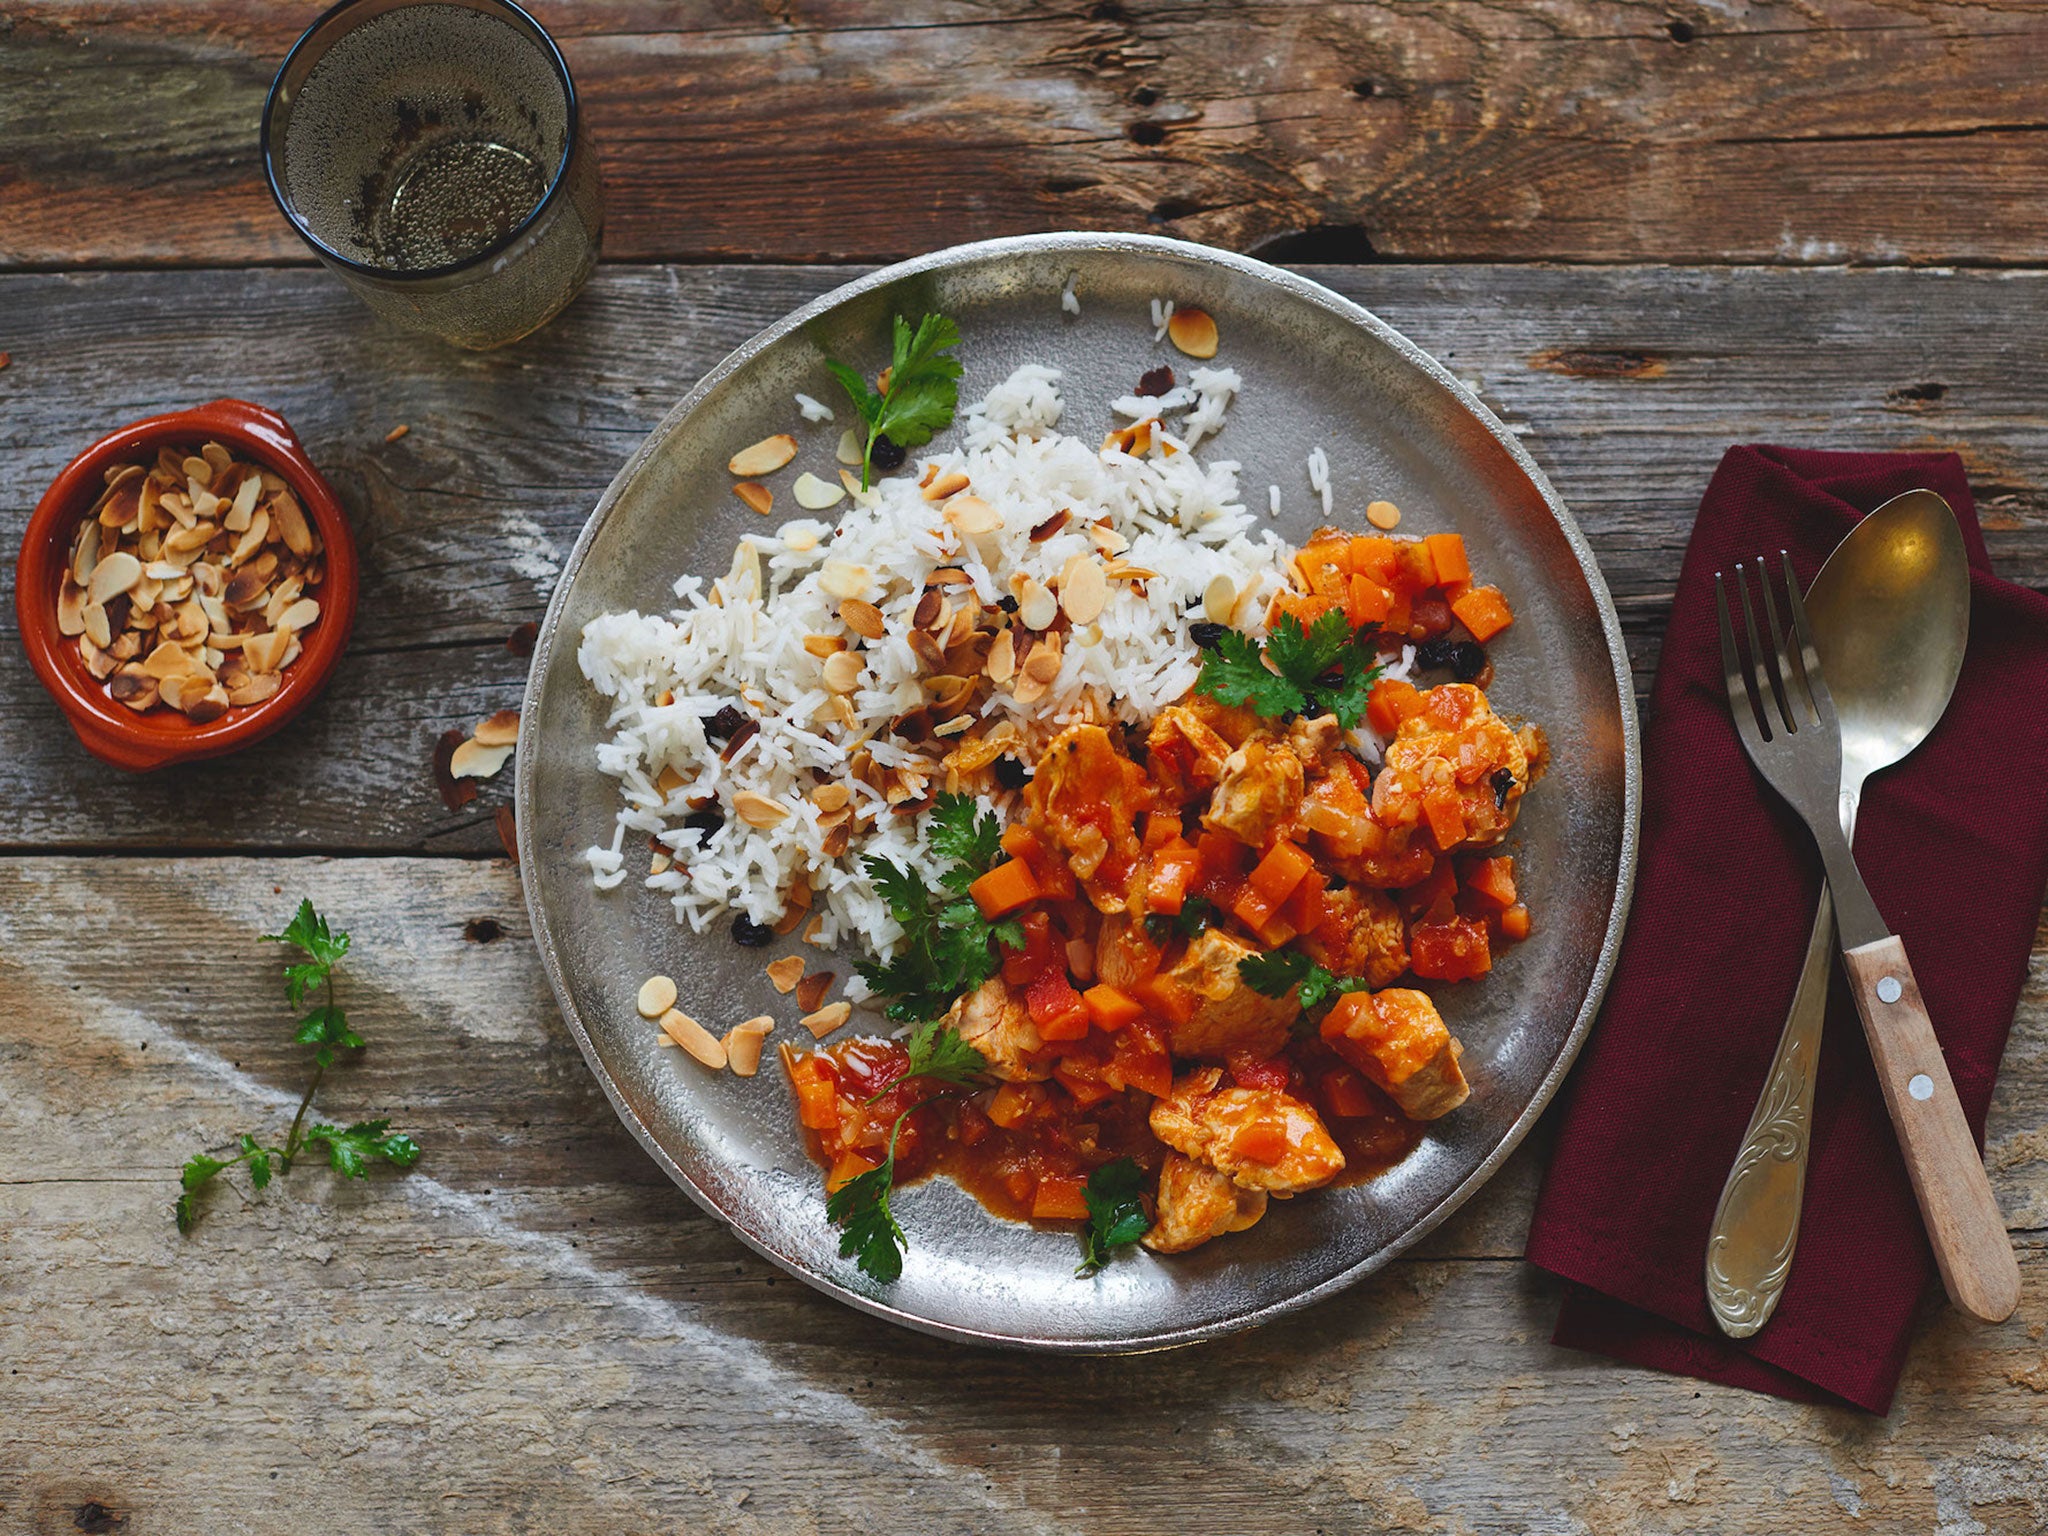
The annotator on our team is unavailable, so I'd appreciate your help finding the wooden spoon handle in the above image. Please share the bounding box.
[1842,935,2021,1324]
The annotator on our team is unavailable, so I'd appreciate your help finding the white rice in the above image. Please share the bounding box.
[794,392,835,423]
[1060,274,1080,316]
[1149,297,1175,342]
[1269,484,1281,516]
[1307,445,1332,517]
[576,362,1299,973]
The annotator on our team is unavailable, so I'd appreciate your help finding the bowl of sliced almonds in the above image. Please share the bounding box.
[16,398,358,771]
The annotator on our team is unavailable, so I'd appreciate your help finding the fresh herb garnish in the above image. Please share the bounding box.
[825,313,965,490]
[826,1108,916,1282]
[1239,948,1369,1016]
[1145,893,1219,945]
[856,793,1024,1024]
[1078,1158,1151,1275]
[899,1017,992,1092]
[1194,610,1383,729]
[175,900,421,1234]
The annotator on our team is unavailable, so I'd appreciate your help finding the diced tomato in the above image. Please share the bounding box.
[1319,1067,1380,1119]
[1269,589,1330,629]
[1109,1021,1174,1098]
[1004,1170,1038,1206]
[1081,983,1146,1033]
[1384,589,1412,637]
[1001,909,1057,985]
[1366,677,1425,736]
[1423,684,1482,731]
[1228,1052,1293,1092]
[1410,917,1492,981]
[1401,859,1459,923]
[1461,855,1517,912]
[1194,830,1253,901]
[987,1081,1040,1128]
[1424,533,1471,587]
[825,1151,879,1195]
[1026,966,1091,1040]
[1230,1119,1291,1166]
[1422,786,1468,849]
[1410,595,1453,637]
[1450,584,1514,642]
[1499,902,1532,943]
[1133,971,1196,1027]
[1393,540,1439,594]
[1054,1063,1120,1107]
[969,857,1041,919]
[1030,1173,1091,1220]
[954,1099,992,1146]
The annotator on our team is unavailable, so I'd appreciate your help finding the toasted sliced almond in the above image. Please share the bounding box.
[732,789,789,828]
[733,482,773,516]
[1023,640,1064,685]
[783,525,820,554]
[109,666,158,711]
[943,494,1002,535]
[792,471,845,511]
[821,650,864,694]
[271,489,315,555]
[839,598,886,640]
[1167,306,1219,359]
[57,580,86,637]
[200,442,233,475]
[1059,555,1108,625]
[818,560,868,600]
[226,671,281,707]
[794,970,836,1013]
[985,625,1017,683]
[637,974,679,1018]
[81,602,112,649]
[654,764,687,798]
[921,469,970,502]
[803,634,847,658]
[451,739,513,779]
[79,633,116,679]
[1366,499,1402,530]
[183,683,231,724]
[141,639,203,680]
[800,1000,853,1039]
[1018,579,1058,632]
[243,629,292,673]
[725,1017,774,1076]
[802,914,829,945]
[728,434,798,478]
[766,956,805,994]
[473,708,520,747]
[1204,573,1238,623]
[659,1008,728,1069]
[773,878,814,935]
[835,428,864,467]
[86,551,142,605]
[812,782,851,814]
[226,508,270,568]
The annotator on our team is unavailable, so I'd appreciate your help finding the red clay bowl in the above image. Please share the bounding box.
[16,399,358,772]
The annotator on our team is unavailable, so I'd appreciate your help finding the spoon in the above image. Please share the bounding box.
[1706,488,1972,1338]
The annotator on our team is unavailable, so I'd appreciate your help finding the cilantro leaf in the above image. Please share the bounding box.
[1145,894,1218,945]
[1240,948,1367,1016]
[240,1134,273,1192]
[263,899,350,1005]
[293,1004,363,1051]
[927,793,1004,888]
[1078,1158,1151,1275]
[304,1120,421,1180]
[825,312,964,489]
[1194,627,1302,717]
[1193,611,1383,730]
[175,1152,228,1234]
[854,797,1015,1024]
[826,1112,913,1283]
[899,1018,990,1092]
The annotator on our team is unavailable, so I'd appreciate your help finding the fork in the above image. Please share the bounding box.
[1715,553,2020,1325]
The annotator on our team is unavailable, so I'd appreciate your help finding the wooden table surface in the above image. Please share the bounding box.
[7,5,2048,1533]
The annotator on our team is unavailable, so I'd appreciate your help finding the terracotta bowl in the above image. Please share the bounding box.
[16,398,359,772]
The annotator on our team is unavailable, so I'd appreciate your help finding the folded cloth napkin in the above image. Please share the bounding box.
[1526,446,2048,1415]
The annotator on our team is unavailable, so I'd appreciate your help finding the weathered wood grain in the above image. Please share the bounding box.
[6,0,2048,268]
[2,857,2047,1534]
[4,262,2045,854]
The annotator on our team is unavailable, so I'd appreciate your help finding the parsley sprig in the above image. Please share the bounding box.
[856,794,1025,1025]
[825,313,965,490]
[1195,610,1383,729]
[175,900,421,1234]
[1239,948,1370,1016]
[1077,1158,1151,1275]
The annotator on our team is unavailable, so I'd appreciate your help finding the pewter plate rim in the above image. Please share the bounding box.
[517,233,1641,1352]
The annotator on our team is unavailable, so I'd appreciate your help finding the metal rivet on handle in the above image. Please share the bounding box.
[1909,1073,1934,1101]
[1877,975,1903,1004]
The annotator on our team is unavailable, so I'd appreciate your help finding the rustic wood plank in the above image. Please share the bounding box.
[3,262,2045,853]
[7,0,2048,268]
[2,856,2046,1533]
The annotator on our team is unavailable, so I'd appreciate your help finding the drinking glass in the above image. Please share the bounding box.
[261,0,604,350]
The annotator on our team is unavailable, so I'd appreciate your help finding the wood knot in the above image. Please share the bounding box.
[1886,380,1948,408]
[74,1504,127,1534]
[1529,347,1668,380]
[464,917,505,944]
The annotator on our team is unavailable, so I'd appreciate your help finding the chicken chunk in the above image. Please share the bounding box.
[1146,704,1233,802]
[1141,1152,1268,1253]
[1283,712,1344,777]
[1299,884,1409,990]
[1096,912,1165,993]
[1203,737,1304,846]
[1161,927,1299,1059]
[1319,987,1469,1120]
[1026,723,1150,911]
[1370,683,1529,851]
[1150,1067,1346,1193]
[942,976,1051,1083]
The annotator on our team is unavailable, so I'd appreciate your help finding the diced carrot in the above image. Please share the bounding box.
[1026,966,1091,1040]
[1410,917,1492,981]
[1422,786,1467,849]
[1348,536,1398,584]
[1319,992,1376,1046]
[1462,855,1517,912]
[1110,1027,1174,1098]
[970,857,1042,919]
[826,1151,879,1195]
[1320,1067,1380,1119]
[1280,867,1327,933]
[1440,578,1472,604]
[1255,913,1299,949]
[1306,554,1349,599]
[1366,677,1425,736]
[1499,902,1532,942]
[1053,1065,1119,1107]
[1247,840,1314,909]
[788,1055,841,1131]
[1384,590,1412,637]
[1030,1174,1091,1221]
[1082,984,1147,1033]
[1133,971,1196,1027]
[1230,1119,1291,1166]
[1450,584,1514,642]
[1393,540,1438,594]
[1345,573,1393,628]
[1231,883,1279,933]
[1424,533,1470,587]
[1000,824,1042,863]
[1146,843,1202,914]
[1142,812,1181,850]
[987,1081,1040,1128]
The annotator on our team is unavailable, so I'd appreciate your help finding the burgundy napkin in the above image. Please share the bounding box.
[1526,446,2048,1414]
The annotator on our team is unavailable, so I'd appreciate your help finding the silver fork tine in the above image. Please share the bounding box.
[1734,562,1786,738]
[1714,572,1765,755]
[1754,556,1803,731]
[1779,550,1836,728]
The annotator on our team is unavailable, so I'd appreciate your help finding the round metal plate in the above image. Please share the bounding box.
[517,234,1640,1351]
